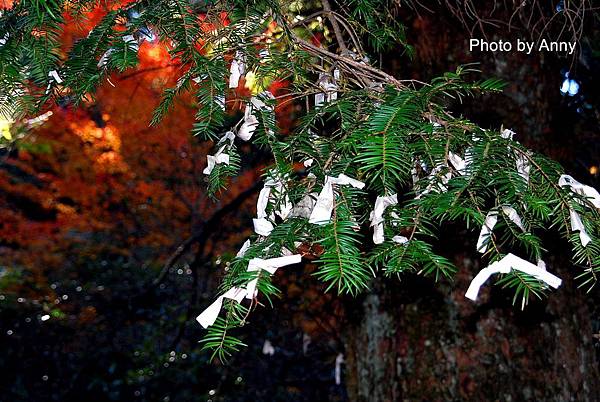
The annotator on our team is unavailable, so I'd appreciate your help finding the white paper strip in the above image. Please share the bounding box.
[218,131,236,144]
[291,192,318,218]
[476,211,499,253]
[411,164,419,186]
[501,206,525,231]
[569,209,591,247]
[245,254,302,299]
[315,73,338,107]
[448,151,467,175]
[229,51,246,89]
[202,132,235,175]
[392,235,409,244]
[465,253,562,301]
[314,93,325,108]
[262,339,275,356]
[236,239,251,257]
[251,92,275,111]
[196,287,247,328]
[369,194,398,244]
[123,34,139,52]
[256,183,272,219]
[477,207,526,253]
[238,111,258,141]
[276,199,293,220]
[202,145,230,175]
[253,217,274,237]
[237,92,275,141]
[98,48,115,68]
[329,173,365,189]
[0,33,9,47]
[273,185,293,221]
[48,70,63,84]
[335,353,344,385]
[216,94,226,111]
[308,179,336,224]
[501,128,515,140]
[255,176,292,224]
[559,174,600,209]
[309,174,365,225]
[515,151,530,184]
[416,164,452,198]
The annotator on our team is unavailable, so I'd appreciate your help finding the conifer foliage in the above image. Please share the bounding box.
[1,0,599,361]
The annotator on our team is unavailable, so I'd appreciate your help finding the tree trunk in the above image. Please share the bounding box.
[343,258,600,401]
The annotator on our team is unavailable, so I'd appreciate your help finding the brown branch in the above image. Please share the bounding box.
[321,0,349,55]
[293,37,406,89]
[162,180,263,350]
[151,234,199,287]
[147,180,262,291]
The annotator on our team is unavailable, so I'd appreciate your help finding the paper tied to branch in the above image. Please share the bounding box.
[258,177,293,220]
[501,206,526,231]
[48,70,63,84]
[250,91,275,111]
[245,254,302,299]
[238,108,258,141]
[500,128,532,185]
[315,72,338,108]
[476,211,498,253]
[202,131,235,175]
[273,185,294,220]
[511,148,532,185]
[229,51,246,89]
[335,353,344,385]
[392,235,409,245]
[290,192,318,219]
[236,239,251,257]
[253,175,293,236]
[196,254,302,328]
[253,218,274,237]
[0,32,9,47]
[196,286,247,328]
[309,174,365,225]
[448,151,467,176]
[237,91,275,141]
[559,174,600,209]
[569,209,591,247]
[369,194,399,244]
[465,253,562,301]
[97,33,141,69]
[416,164,452,199]
[501,128,515,140]
[123,34,140,52]
[558,174,599,247]
[98,49,115,68]
[476,207,526,253]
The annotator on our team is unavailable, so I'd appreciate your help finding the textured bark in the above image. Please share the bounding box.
[344,259,600,401]
[342,10,600,401]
